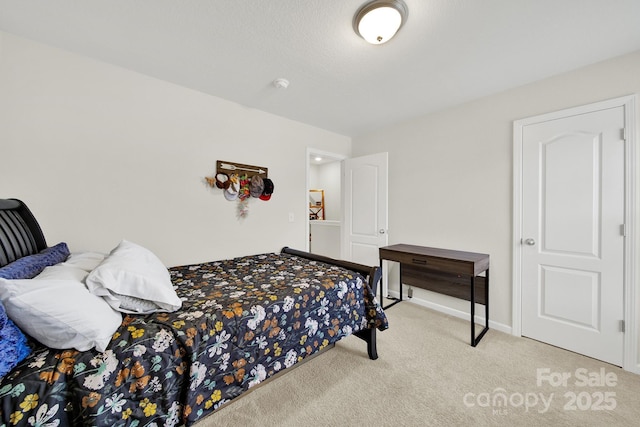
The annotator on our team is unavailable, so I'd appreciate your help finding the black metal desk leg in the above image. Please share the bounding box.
[471,270,490,347]
[485,269,490,333]
[379,259,403,310]
[470,275,476,346]
[379,259,383,300]
[399,265,403,303]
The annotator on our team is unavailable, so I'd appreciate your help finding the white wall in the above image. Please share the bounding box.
[352,50,640,339]
[0,32,351,267]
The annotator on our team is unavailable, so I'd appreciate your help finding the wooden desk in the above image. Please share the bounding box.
[379,244,490,347]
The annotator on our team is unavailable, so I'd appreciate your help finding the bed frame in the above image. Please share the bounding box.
[0,198,380,360]
[0,198,47,266]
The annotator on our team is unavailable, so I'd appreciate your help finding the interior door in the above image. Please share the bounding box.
[341,152,388,267]
[520,106,625,366]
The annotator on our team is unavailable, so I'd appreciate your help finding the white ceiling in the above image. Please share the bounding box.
[1,0,640,137]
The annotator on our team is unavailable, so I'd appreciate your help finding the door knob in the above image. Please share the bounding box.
[379,229,386,234]
[524,238,536,246]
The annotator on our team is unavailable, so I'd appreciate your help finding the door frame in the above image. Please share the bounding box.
[305,147,346,252]
[512,95,638,373]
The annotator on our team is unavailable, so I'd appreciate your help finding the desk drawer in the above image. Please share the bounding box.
[382,250,474,275]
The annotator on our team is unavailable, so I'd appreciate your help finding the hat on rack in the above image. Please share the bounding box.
[215,173,230,189]
[260,178,274,201]
[238,174,251,201]
[224,174,240,201]
[250,175,264,198]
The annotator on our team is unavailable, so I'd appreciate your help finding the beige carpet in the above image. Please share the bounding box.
[196,302,640,427]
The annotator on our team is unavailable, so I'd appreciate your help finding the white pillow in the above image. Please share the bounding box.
[0,278,122,352]
[85,240,182,314]
[35,252,107,282]
[36,264,89,282]
[61,252,106,272]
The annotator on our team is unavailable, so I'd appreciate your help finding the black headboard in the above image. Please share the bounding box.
[0,199,47,267]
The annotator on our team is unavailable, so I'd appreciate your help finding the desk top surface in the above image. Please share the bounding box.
[379,244,489,264]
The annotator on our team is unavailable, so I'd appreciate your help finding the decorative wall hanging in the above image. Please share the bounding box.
[204,160,274,219]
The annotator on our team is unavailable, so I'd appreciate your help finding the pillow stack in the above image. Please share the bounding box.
[0,240,182,358]
[0,250,121,352]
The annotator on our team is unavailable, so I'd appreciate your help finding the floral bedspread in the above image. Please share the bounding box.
[0,252,388,426]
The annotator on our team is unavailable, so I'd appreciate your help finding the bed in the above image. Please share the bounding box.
[0,198,388,426]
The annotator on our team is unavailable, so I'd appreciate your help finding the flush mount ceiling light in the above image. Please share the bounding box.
[353,0,408,45]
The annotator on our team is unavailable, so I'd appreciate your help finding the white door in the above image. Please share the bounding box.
[520,106,625,366]
[341,152,388,267]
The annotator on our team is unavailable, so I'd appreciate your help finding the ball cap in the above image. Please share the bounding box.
[223,174,240,201]
[250,175,265,198]
[215,173,230,189]
[260,178,274,201]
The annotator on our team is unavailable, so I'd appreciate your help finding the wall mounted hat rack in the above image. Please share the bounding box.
[215,160,268,179]
[204,160,273,219]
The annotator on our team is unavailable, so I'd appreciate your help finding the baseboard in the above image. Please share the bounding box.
[386,290,512,335]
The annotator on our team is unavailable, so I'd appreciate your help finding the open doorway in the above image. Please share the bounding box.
[306,148,345,257]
